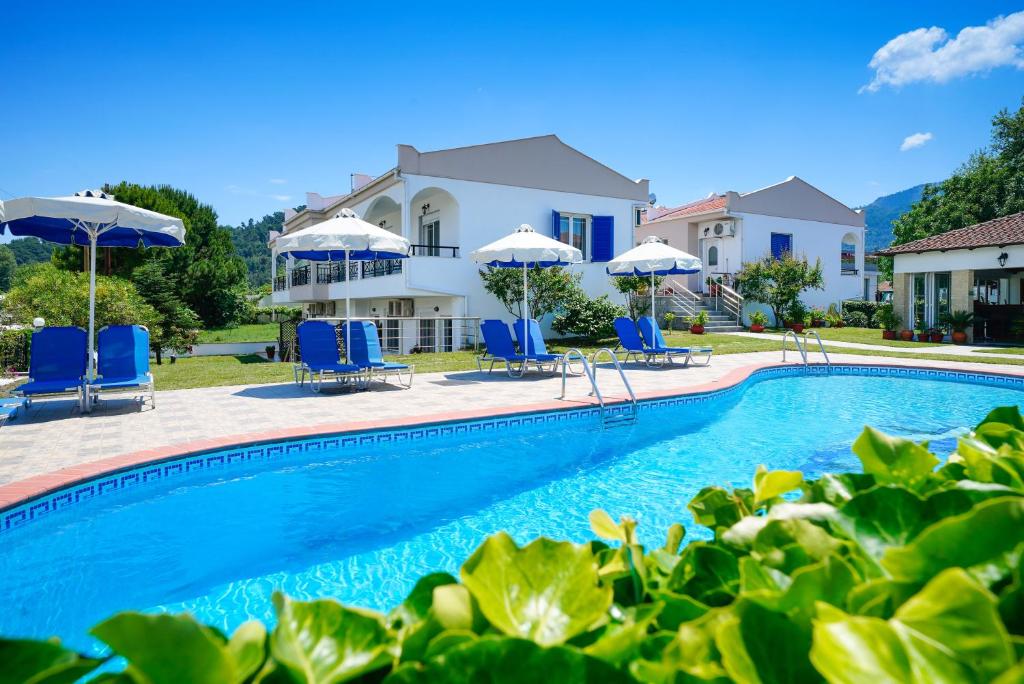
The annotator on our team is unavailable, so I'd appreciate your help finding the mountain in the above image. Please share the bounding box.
[229,212,284,287]
[6,237,54,266]
[858,184,928,253]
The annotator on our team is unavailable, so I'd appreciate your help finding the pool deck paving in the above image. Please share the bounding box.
[727,331,1024,360]
[1,351,1022,508]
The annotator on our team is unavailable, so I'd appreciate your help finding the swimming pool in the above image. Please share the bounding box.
[0,365,1020,651]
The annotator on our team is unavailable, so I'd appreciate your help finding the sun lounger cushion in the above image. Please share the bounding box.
[17,326,87,397]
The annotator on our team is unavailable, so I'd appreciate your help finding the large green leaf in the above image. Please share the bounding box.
[383,637,634,684]
[752,519,843,574]
[582,603,662,666]
[882,496,1024,583]
[666,542,740,606]
[838,486,927,558]
[459,532,612,646]
[716,601,818,684]
[0,638,104,684]
[388,573,458,630]
[804,473,877,506]
[753,465,803,506]
[811,569,1014,683]
[688,487,749,531]
[852,427,939,487]
[90,612,255,684]
[956,435,1024,490]
[270,593,395,684]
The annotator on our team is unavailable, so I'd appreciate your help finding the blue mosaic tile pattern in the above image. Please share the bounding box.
[1,364,1020,534]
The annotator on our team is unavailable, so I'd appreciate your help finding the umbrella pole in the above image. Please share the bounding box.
[522,264,529,354]
[345,250,351,364]
[86,231,98,412]
[651,272,656,328]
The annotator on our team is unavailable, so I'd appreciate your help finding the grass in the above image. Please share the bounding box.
[196,323,279,344]
[974,346,1024,355]
[806,326,941,348]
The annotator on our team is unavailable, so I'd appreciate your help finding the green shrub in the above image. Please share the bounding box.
[552,290,626,339]
[843,310,870,328]
[841,299,881,327]
[748,310,769,327]
[0,328,30,373]
[6,407,1024,682]
[875,302,903,331]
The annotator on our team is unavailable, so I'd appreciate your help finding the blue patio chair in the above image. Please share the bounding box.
[614,317,663,366]
[477,319,532,377]
[513,319,562,372]
[90,325,156,407]
[0,397,27,423]
[343,320,414,388]
[638,316,713,366]
[295,320,364,392]
[14,326,88,410]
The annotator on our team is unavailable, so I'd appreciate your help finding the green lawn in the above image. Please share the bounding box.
[196,323,279,344]
[807,326,941,348]
[974,346,1024,355]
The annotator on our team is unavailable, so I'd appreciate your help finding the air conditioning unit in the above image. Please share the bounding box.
[712,221,736,237]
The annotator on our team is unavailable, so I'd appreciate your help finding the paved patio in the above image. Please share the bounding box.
[1,351,1021,497]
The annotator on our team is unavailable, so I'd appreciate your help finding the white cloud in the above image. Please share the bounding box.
[900,132,934,151]
[861,11,1024,93]
[269,194,293,202]
[268,178,288,185]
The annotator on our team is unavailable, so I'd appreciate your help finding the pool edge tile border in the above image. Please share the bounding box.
[1,360,1022,527]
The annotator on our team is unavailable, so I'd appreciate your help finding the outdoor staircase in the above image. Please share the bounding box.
[657,279,745,333]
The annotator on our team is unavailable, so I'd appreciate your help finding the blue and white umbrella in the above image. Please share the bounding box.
[470,224,582,344]
[606,235,701,319]
[274,208,410,361]
[0,190,186,408]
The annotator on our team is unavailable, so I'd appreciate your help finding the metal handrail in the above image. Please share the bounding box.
[559,347,637,426]
[590,347,638,406]
[661,277,700,319]
[781,330,807,365]
[803,330,831,369]
[718,282,745,324]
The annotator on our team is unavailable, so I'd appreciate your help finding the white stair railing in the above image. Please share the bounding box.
[717,282,744,324]
[660,278,700,320]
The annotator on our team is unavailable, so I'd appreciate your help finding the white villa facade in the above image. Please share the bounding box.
[637,177,867,314]
[270,135,649,351]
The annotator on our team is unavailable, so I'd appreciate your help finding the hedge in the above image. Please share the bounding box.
[840,299,882,327]
[4,407,1024,683]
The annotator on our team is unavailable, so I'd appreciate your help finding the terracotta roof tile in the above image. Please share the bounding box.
[876,211,1024,255]
[645,195,727,223]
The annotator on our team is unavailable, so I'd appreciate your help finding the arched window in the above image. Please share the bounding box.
[841,232,858,273]
[707,245,719,267]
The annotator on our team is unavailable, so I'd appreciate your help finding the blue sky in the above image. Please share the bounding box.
[2,1,1023,232]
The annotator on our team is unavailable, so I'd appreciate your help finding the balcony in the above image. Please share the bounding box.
[409,243,459,258]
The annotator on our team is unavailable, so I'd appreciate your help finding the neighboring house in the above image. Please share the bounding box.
[876,211,1024,342]
[636,177,867,314]
[270,135,649,351]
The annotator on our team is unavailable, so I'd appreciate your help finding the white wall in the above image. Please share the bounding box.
[737,213,864,308]
[892,244,1024,273]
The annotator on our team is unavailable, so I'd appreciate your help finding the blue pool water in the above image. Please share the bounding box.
[0,369,1020,650]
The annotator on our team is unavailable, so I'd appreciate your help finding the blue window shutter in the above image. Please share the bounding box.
[770,233,792,260]
[591,216,614,262]
[551,210,561,239]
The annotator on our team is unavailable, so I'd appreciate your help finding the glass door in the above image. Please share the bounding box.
[419,215,440,256]
[911,273,927,329]
[933,272,950,328]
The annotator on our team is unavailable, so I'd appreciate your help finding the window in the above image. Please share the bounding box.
[419,215,440,256]
[912,273,926,329]
[634,207,644,227]
[707,245,719,267]
[933,272,950,324]
[841,233,858,274]
[558,214,588,257]
[770,233,792,260]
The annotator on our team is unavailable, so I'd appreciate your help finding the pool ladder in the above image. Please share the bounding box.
[782,330,831,371]
[560,348,638,428]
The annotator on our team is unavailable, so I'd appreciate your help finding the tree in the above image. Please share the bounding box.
[883,98,1024,276]
[479,266,578,321]
[132,260,201,364]
[6,237,54,266]
[733,253,824,326]
[52,183,250,328]
[0,246,16,291]
[4,263,161,334]
[552,289,626,339]
[612,275,663,321]
[230,212,284,288]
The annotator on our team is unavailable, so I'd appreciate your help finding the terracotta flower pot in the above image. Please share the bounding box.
[918,333,931,342]
[882,330,896,340]
[899,330,914,341]
[929,332,944,343]
[749,324,765,333]
[791,323,805,333]
[952,331,968,345]
[690,324,705,335]
[812,319,825,328]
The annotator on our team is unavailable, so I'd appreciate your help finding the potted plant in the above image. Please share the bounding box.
[786,301,808,334]
[705,276,722,297]
[875,304,901,340]
[939,310,975,345]
[664,312,676,331]
[917,328,931,343]
[265,344,276,360]
[748,310,768,333]
[928,328,944,343]
[688,310,710,334]
[899,329,915,341]
[809,306,826,327]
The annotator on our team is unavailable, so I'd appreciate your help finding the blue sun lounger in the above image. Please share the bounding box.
[476,320,536,377]
[344,320,414,389]
[90,325,156,407]
[0,397,27,423]
[637,316,713,366]
[514,319,563,372]
[295,320,364,392]
[14,326,88,410]
[614,317,665,367]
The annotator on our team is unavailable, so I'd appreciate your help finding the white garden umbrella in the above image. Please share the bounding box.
[470,224,582,348]
[274,208,410,360]
[0,190,186,409]
[606,235,702,321]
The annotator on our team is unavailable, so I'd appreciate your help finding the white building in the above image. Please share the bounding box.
[271,135,649,351]
[636,177,868,315]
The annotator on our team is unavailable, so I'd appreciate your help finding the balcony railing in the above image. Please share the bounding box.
[274,275,287,291]
[316,262,358,284]
[276,258,404,291]
[409,244,459,258]
[841,267,859,275]
[290,265,310,287]
[361,258,403,278]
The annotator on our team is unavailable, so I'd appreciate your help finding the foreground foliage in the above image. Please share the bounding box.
[6,408,1024,683]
